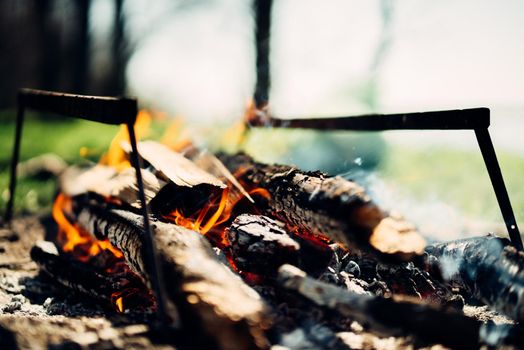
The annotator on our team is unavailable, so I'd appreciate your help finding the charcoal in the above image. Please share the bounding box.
[277,264,481,350]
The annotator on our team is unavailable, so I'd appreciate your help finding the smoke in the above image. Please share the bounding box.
[338,169,495,242]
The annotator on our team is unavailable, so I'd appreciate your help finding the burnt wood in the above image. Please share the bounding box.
[247,108,490,131]
[219,153,426,260]
[18,88,137,125]
[227,214,300,275]
[226,214,335,277]
[424,235,524,322]
[349,252,462,308]
[73,201,272,350]
[278,264,481,350]
[30,240,153,312]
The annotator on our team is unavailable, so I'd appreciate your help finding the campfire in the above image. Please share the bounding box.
[2,3,524,349]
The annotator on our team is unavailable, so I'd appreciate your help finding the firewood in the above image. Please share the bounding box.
[30,240,153,312]
[192,150,254,203]
[277,264,481,350]
[73,201,272,350]
[123,140,226,189]
[60,165,165,208]
[219,153,425,260]
[424,235,524,322]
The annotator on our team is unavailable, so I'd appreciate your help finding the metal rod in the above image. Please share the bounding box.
[4,101,25,224]
[18,88,137,125]
[126,122,174,324]
[247,107,490,131]
[475,128,523,250]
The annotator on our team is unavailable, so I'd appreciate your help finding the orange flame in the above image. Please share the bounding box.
[164,184,270,240]
[99,110,152,170]
[115,296,124,313]
[53,194,123,261]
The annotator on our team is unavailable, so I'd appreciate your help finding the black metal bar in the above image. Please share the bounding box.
[475,128,523,250]
[126,123,173,324]
[248,107,490,131]
[253,0,273,109]
[4,101,25,224]
[18,88,137,125]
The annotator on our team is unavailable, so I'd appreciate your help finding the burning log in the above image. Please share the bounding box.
[73,201,272,350]
[424,235,524,322]
[123,140,226,189]
[219,153,425,260]
[277,264,481,350]
[30,240,154,313]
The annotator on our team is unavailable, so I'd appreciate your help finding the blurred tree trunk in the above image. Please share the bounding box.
[72,0,90,94]
[106,0,126,95]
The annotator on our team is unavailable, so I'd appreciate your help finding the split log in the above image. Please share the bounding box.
[73,201,272,350]
[60,165,165,209]
[30,240,154,312]
[123,140,226,189]
[277,264,481,350]
[219,153,425,260]
[424,235,524,322]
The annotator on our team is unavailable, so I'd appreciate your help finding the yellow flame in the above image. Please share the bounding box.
[100,110,152,170]
[115,297,124,313]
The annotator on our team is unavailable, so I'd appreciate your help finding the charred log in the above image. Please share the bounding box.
[73,201,271,350]
[227,214,299,275]
[219,153,425,260]
[424,235,524,322]
[30,240,154,312]
[278,264,481,350]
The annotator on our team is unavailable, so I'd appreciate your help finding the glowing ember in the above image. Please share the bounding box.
[164,186,270,235]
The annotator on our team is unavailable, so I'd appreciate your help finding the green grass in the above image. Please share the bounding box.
[378,145,524,227]
[0,115,119,214]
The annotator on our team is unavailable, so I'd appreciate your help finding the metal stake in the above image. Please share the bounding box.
[126,122,172,324]
[475,128,523,250]
[4,100,24,224]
